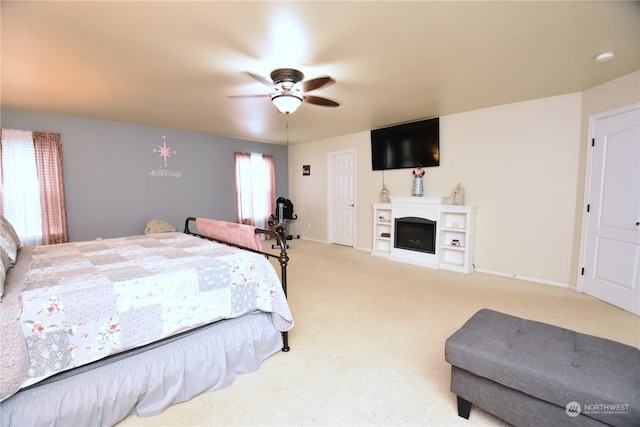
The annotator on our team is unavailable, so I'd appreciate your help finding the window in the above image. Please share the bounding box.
[234,152,276,230]
[1,129,68,245]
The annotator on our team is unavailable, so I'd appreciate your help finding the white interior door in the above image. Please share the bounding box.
[329,150,355,246]
[582,106,640,315]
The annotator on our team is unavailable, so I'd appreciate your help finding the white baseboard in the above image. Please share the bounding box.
[474,267,571,289]
[299,236,328,244]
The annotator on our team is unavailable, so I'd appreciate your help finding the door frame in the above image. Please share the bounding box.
[326,149,357,246]
[577,102,639,293]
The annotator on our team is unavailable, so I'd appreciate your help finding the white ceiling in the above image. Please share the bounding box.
[2,1,639,145]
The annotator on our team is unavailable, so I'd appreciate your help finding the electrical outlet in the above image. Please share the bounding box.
[307,223,311,229]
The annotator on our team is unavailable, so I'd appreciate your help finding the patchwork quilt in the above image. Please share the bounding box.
[7,232,293,392]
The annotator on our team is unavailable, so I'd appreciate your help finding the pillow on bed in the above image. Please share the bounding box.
[0,266,4,298]
[0,247,10,297]
[0,272,30,400]
[0,216,20,263]
[0,216,21,249]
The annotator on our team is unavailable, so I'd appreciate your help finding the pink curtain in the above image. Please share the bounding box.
[32,132,68,244]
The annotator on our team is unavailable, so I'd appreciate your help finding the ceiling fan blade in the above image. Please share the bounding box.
[303,95,339,107]
[245,71,275,88]
[228,94,271,99]
[302,76,335,92]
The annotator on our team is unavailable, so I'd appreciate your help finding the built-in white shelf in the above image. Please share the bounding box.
[372,203,393,257]
[438,204,477,273]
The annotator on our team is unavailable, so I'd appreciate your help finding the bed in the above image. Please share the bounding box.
[0,216,293,426]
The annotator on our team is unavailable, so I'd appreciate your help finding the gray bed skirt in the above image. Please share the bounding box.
[0,312,283,427]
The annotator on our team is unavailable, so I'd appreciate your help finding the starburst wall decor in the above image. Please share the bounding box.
[149,136,182,178]
[154,136,175,166]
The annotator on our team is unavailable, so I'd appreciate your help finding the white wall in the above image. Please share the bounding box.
[288,71,640,286]
[290,93,582,285]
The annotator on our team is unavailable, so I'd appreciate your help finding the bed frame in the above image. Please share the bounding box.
[0,218,292,426]
[183,216,290,351]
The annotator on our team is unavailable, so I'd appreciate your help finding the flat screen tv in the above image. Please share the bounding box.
[370,117,439,170]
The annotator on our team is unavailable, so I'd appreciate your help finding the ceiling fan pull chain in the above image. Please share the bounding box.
[286,114,290,146]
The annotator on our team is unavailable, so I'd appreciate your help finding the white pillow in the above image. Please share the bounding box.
[0,225,17,265]
[0,217,21,298]
[0,216,20,249]
[0,247,10,297]
[0,263,5,298]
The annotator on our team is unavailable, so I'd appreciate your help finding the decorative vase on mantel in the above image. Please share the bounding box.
[380,184,390,203]
[412,167,425,197]
[450,182,466,205]
[412,176,424,197]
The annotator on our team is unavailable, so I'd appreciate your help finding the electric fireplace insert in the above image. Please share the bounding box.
[394,217,436,254]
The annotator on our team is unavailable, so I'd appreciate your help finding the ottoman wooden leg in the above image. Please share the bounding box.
[457,395,472,419]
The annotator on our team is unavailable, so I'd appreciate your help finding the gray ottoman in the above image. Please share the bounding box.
[444,309,640,426]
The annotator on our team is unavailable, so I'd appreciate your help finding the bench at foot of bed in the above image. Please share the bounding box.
[445,309,640,427]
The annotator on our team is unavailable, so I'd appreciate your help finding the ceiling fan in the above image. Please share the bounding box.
[231,68,339,114]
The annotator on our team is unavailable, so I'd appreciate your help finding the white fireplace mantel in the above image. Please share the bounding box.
[371,197,477,273]
[389,196,449,205]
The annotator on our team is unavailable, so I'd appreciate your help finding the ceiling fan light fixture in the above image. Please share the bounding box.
[272,93,303,114]
[594,51,615,63]
[235,67,337,113]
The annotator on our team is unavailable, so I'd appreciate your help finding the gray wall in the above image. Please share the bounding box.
[1,108,289,242]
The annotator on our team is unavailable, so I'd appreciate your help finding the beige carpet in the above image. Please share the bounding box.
[118,239,639,426]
